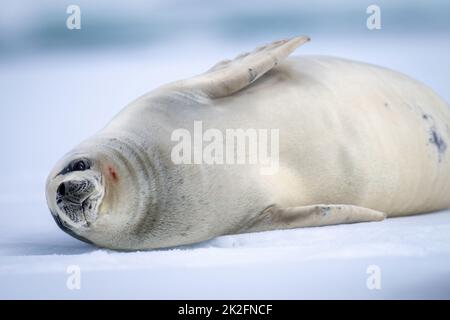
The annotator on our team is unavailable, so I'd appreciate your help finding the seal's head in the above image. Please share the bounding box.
[46,137,160,249]
[46,154,105,244]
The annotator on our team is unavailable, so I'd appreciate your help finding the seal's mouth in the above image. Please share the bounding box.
[51,212,94,244]
[55,178,103,226]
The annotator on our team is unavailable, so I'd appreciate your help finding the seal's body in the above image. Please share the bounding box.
[46,37,450,250]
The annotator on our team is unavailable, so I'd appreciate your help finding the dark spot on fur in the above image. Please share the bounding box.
[248,68,257,83]
[108,166,118,182]
[429,127,447,161]
[422,113,447,161]
[322,206,331,216]
[384,102,389,108]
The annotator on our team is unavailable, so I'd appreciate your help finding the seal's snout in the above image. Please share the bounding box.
[56,179,94,201]
[57,182,66,197]
[54,176,103,226]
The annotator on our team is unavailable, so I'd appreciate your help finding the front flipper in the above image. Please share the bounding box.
[239,205,387,234]
[167,36,310,99]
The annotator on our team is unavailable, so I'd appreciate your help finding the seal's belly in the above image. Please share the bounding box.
[223,56,450,215]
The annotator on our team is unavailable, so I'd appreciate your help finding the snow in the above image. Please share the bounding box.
[1,199,450,299]
[1,33,450,299]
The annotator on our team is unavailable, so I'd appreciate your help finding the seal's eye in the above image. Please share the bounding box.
[56,159,91,176]
[73,160,88,172]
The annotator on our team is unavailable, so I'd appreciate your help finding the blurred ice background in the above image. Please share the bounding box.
[1,0,450,299]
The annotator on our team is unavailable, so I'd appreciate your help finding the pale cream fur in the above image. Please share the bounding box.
[46,36,450,250]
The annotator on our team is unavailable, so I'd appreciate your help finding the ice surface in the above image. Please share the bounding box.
[1,197,450,299]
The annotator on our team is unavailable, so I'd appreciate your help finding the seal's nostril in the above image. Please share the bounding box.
[57,183,66,197]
